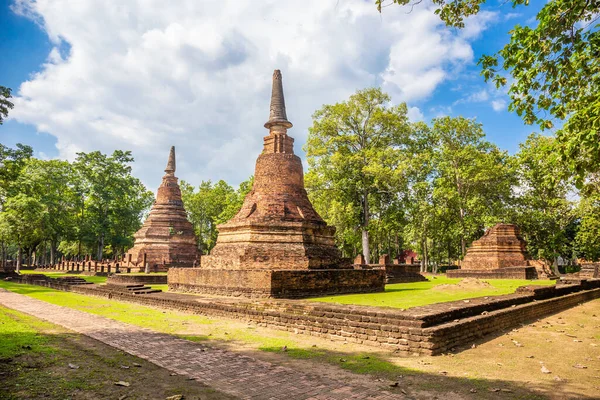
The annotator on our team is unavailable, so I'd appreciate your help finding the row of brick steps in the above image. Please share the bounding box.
[104,284,163,295]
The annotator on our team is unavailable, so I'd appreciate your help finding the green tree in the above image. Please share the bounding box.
[16,159,79,265]
[305,87,411,263]
[181,177,253,254]
[511,133,575,266]
[378,0,600,183]
[429,117,515,257]
[574,173,600,261]
[0,193,45,271]
[0,86,14,125]
[0,143,33,203]
[0,143,33,267]
[73,150,153,260]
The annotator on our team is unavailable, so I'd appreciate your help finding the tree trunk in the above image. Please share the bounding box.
[16,246,22,273]
[362,229,370,265]
[362,190,370,264]
[50,240,56,265]
[27,248,32,268]
[97,233,104,261]
[1,242,5,270]
[459,207,466,257]
[422,238,429,273]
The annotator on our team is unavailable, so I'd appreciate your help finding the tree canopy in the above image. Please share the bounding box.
[377,0,600,184]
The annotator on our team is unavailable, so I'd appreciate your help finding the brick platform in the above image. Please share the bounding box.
[168,268,385,298]
[14,274,600,355]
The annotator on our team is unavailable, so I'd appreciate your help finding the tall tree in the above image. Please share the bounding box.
[305,87,411,263]
[512,134,575,265]
[429,116,515,257]
[378,0,600,183]
[16,159,79,265]
[0,193,45,271]
[72,150,153,260]
[0,144,33,268]
[574,172,600,261]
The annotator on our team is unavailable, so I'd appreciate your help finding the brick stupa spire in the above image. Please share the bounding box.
[125,146,198,270]
[168,70,385,297]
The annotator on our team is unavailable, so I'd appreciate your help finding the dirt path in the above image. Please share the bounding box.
[0,288,401,400]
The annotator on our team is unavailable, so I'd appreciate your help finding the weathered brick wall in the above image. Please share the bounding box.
[106,274,167,285]
[447,267,536,279]
[168,268,386,298]
[13,275,600,356]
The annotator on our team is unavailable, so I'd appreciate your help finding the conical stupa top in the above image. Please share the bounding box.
[165,146,176,174]
[264,70,293,130]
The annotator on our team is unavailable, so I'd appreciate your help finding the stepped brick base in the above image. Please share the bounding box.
[384,264,427,284]
[167,268,386,298]
[106,274,167,285]
[447,266,537,280]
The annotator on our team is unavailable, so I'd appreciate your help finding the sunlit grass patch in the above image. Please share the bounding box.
[309,276,556,309]
[0,307,56,359]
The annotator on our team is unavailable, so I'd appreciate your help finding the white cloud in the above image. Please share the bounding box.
[491,99,507,112]
[454,89,489,105]
[460,11,499,40]
[407,106,424,122]
[10,0,493,191]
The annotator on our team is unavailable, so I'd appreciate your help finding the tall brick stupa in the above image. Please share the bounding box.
[125,146,199,271]
[168,70,385,297]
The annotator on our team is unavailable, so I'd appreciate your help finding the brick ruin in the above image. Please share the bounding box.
[125,146,199,271]
[447,223,557,280]
[168,70,385,298]
[16,273,600,355]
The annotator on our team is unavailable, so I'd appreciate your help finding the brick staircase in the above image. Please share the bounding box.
[105,284,162,295]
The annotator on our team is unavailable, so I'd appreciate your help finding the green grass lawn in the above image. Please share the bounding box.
[19,270,108,284]
[309,276,556,309]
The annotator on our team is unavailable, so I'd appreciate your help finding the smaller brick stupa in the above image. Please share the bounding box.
[125,146,199,271]
[168,70,385,297]
[447,223,557,279]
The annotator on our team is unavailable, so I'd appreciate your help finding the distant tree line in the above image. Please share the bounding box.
[0,144,154,271]
[1,87,598,272]
[304,88,600,270]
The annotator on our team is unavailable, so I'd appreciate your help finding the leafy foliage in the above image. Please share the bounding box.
[0,86,14,125]
[181,177,253,254]
[0,145,153,265]
[511,134,575,263]
[378,0,600,184]
[305,87,411,263]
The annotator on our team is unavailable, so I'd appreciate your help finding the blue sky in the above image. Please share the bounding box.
[0,0,544,191]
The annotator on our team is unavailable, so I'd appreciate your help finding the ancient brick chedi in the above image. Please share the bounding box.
[447,223,556,279]
[168,70,385,297]
[125,147,198,270]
